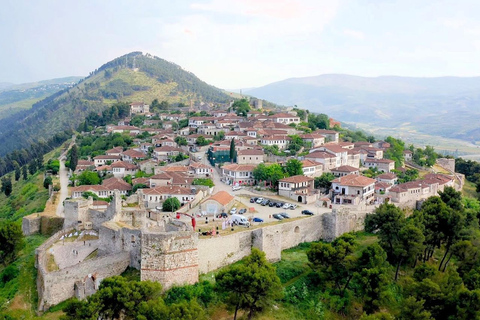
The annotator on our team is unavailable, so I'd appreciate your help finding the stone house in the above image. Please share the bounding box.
[376,173,398,185]
[237,149,265,165]
[139,186,196,209]
[268,113,300,124]
[189,162,211,176]
[331,175,376,205]
[75,160,94,173]
[121,149,146,163]
[304,151,337,171]
[130,102,149,115]
[260,135,291,150]
[300,134,325,148]
[300,160,323,177]
[153,146,185,161]
[278,175,316,204]
[70,177,132,198]
[331,165,360,177]
[202,191,235,215]
[105,146,124,156]
[93,155,122,167]
[364,158,395,172]
[110,161,139,178]
[221,164,257,185]
[313,129,339,143]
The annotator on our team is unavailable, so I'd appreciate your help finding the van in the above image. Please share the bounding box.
[232,185,242,191]
[231,214,250,226]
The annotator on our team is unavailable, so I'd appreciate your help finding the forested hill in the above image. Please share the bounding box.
[0,52,230,156]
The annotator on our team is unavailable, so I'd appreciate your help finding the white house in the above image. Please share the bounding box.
[221,164,257,185]
[331,174,376,205]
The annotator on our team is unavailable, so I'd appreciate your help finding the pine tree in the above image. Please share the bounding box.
[68,145,78,171]
[22,166,27,180]
[229,138,236,163]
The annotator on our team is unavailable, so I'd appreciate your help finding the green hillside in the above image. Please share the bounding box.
[0,52,230,156]
[0,77,82,120]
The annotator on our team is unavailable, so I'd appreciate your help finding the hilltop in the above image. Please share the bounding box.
[0,52,230,156]
[246,74,480,145]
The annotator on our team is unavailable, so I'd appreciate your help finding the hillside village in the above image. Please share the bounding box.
[22,98,463,311]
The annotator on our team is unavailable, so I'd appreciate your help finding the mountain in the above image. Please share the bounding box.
[246,74,480,144]
[0,52,230,156]
[0,76,83,120]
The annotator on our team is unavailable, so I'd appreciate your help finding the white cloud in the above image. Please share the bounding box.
[155,0,340,88]
[343,29,365,40]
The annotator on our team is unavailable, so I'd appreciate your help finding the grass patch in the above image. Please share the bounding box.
[121,267,140,282]
[0,173,49,222]
[462,180,478,198]
[46,253,59,272]
[0,234,48,319]
[84,249,98,261]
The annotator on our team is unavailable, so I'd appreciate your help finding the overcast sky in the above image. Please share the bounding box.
[1,0,480,88]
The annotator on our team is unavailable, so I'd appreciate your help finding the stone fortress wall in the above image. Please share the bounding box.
[32,189,370,311]
[197,208,366,274]
[35,227,130,311]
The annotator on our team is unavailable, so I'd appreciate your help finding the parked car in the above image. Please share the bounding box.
[301,210,314,215]
[250,197,256,203]
[261,199,270,206]
[276,202,283,208]
[268,202,276,207]
[290,204,297,210]
[256,197,264,204]
[272,213,284,220]
[239,208,247,214]
[279,212,290,219]
[232,185,242,191]
[217,212,228,218]
[231,214,250,226]
[283,203,290,209]
[253,217,264,223]
[230,207,237,214]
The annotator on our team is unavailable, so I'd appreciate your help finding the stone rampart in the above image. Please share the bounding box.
[436,158,455,173]
[38,252,130,311]
[141,231,199,290]
[22,214,41,236]
[198,215,325,273]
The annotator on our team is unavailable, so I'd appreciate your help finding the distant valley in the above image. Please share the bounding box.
[246,74,480,152]
[0,76,82,120]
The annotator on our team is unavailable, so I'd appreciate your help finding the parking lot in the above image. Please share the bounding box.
[194,194,320,234]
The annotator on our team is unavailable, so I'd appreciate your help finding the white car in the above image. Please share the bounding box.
[283,203,291,209]
[230,207,237,214]
[256,197,264,204]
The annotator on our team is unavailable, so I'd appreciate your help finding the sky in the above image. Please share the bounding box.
[1,0,480,89]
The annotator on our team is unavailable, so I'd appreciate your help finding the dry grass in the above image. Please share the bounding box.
[46,253,59,272]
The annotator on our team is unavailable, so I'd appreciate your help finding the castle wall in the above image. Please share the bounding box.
[141,231,198,290]
[38,252,130,311]
[198,215,325,273]
[64,198,92,229]
[22,214,41,236]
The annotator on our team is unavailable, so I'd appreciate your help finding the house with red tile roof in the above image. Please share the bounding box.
[278,175,316,204]
[331,174,376,205]
[222,164,257,185]
[237,149,265,165]
[300,159,323,177]
[202,191,235,214]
